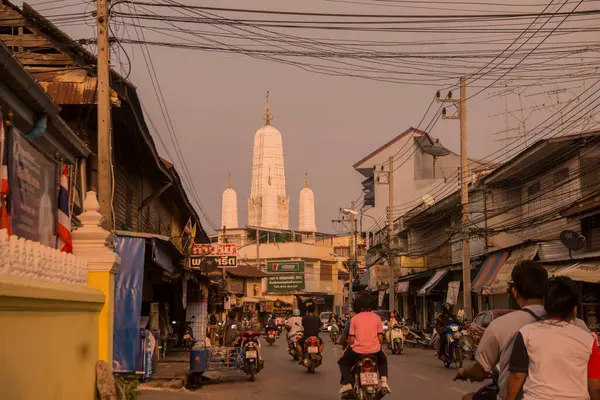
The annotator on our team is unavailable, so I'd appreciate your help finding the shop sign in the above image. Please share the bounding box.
[400,256,425,268]
[273,300,293,316]
[446,281,461,305]
[189,243,238,269]
[9,128,58,246]
[312,296,325,304]
[229,278,244,294]
[267,260,305,273]
[267,274,305,291]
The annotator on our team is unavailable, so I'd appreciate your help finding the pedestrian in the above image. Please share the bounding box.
[506,276,600,400]
[456,260,548,400]
[209,310,218,344]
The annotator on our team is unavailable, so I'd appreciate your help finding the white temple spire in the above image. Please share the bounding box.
[221,172,238,229]
[299,171,316,232]
[248,92,289,229]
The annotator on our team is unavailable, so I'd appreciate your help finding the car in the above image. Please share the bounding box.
[319,311,332,330]
[467,309,512,347]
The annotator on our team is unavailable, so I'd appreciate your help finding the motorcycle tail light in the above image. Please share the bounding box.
[363,360,372,371]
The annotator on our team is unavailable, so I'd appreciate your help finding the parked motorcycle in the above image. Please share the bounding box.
[182,316,197,351]
[442,323,464,369]
[266,329,277,345]
[240,331,264,381]
[342,355,389,400]
[405,324,435,349]
[301,336,323,373]
[387,324,407,355]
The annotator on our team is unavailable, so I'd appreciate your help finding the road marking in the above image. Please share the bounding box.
[409,373,430,381]
[449,386,469,394]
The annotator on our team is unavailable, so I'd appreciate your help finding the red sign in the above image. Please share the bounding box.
[191,243,237,257]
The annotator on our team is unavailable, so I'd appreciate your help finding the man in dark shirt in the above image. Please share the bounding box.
[297,304,323,357]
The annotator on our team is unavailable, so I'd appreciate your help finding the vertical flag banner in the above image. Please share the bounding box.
[0,110,11,234]
[57,165,72,253]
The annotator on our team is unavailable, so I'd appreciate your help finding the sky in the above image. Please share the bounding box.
[26,0,599,234]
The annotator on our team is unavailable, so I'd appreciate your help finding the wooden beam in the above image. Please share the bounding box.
[138,182,173,211]
[0,34,51,48]
[16,52,74,66]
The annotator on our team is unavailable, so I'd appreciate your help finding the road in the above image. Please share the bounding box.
[139,336,481,399]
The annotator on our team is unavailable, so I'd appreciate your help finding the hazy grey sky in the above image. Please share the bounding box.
[27,0,598,233]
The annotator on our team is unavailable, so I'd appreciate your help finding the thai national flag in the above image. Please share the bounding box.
[57,165,72,253]
[0,112,11,235]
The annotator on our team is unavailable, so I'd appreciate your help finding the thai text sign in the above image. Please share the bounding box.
[267,274,305,291]
[267,260,305,273]
[9,128,57,246]
[189,243,237,269]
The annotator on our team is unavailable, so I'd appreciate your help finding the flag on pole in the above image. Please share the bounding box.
[183,217,193,234]
[0,111,12,235]
[57,165,72,253]
[187,223,197,254]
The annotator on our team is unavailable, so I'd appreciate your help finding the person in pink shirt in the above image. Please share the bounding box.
[338,292,390,396]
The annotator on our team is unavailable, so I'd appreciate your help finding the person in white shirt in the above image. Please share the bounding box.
[286,309,303,339]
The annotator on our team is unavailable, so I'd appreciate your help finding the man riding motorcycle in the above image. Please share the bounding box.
[298,304,323,360]
[286,309,303,347]
[435,302,459,362]
[265,314,278,337]
[338,292,390,396]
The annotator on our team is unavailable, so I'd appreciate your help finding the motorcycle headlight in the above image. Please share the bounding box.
[453,332,461,339]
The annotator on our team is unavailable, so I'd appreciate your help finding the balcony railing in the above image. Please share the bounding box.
[0,229,88,286]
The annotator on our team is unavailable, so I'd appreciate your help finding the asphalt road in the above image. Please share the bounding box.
[139,336,481,399]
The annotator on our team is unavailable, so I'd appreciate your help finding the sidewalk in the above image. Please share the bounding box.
[141,350,190,390]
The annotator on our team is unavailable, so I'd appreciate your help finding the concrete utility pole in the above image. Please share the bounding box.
[437,77,472,321]
[387,156,395,312]
[348,200,356,312]
[97,0,112,229]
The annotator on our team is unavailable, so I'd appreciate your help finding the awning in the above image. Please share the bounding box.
[483,245,538,295]
[472,251,509,293]
[151,239,177,274]
[395,281,409,294]
[242,297,261,303]
[547,261,600,283]
[417,268,449,296]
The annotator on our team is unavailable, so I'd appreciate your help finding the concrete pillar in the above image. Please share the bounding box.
[72,191,121,368]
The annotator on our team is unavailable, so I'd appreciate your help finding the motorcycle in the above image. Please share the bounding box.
[266,329,277,345]
[240,331,264,381]
[387,324,407,355]
[288,331,303,361]
[182,316,197,351]
[442,323,464,369]
[301,336,323,373]
[343,355,388,400]
[405,324,435,349]
[329,322,341,343]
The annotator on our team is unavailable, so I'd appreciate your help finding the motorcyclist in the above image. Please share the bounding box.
[386,310,401,344]
[456,260,548,400]
[339,311,355,347]
[298,304,324,359]
[265,314,278,337]
[435,302,459,362]
[287,309,303,338]
[223,310,240,347]
[338,292,390,396]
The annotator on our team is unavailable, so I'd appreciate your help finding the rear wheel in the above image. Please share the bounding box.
[407,341,415,348]
[308,363,315,373]
[249,369,255,382]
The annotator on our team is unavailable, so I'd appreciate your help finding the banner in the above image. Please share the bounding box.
[9,128,57,246]
[267,274,305,291]
[446,281,461,305]
[267,260,305,273]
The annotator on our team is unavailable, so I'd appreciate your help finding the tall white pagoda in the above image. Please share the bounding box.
[248,93,289,229]
[220,173,238,229]
[298,173,317,232]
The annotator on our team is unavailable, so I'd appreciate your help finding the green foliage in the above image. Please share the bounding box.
[115,376,139,400]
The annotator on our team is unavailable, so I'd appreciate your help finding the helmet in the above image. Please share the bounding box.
[293,309,300,316]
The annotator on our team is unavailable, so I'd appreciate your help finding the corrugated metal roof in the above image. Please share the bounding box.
[38,77,120,106]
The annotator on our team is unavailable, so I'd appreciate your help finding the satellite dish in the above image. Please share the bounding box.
[421,144,451,157]
[422,194,435,207]
[560,230,586,251]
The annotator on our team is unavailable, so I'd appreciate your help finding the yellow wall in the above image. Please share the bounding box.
[0,276,104,400]
[88,271,113,364]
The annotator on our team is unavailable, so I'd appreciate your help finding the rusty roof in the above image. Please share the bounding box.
[38,77,120,106]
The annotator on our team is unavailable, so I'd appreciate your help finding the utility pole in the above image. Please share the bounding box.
[256,228,260,271]
[437,77,472,321]
[348,200,356,313]
[387,156,395,312]
[97,0,112,229]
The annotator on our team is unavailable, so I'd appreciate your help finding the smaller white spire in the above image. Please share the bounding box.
[221,172,238,229]
[299,171,317,232]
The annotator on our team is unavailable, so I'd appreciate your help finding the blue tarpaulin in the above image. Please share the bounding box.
[113,237,145,373]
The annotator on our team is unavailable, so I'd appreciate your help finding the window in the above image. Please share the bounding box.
[553,168,569,184]
[482,313,492,327]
